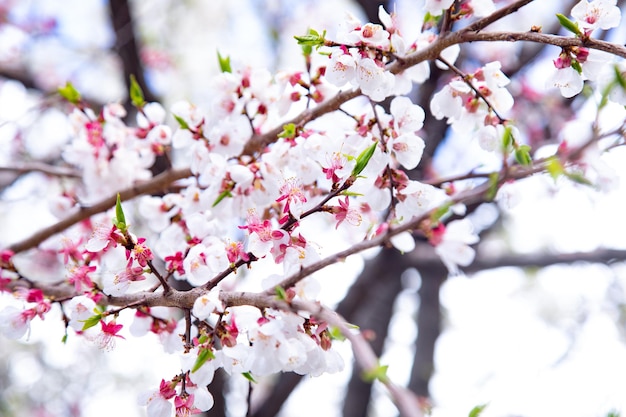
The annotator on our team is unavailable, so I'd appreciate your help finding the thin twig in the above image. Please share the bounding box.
[7,167,192,254]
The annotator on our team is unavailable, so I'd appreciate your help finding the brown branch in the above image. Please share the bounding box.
[6,167,192,254]
[0,162,81,178]
[458,31,626,58]
[464,0,537,33]
[108,0,158,105]
[240,88,362,155]
[220,293,424,417]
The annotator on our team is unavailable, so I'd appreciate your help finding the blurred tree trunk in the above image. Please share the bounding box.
[341,249,406,417]
[408,265,446,397]
[108,0,157,106]
[108,0,171,177]
[205,369,227,417]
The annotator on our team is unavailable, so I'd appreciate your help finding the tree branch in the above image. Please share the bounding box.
[6,167,192,254]
[0,162,80,178]
[221,293,424,417]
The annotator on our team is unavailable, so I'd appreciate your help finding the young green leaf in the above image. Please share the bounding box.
[328,326,346,341]
[278,123,297,139]
[212,190,233,207]
[430,201,452,225]
[485,172,500,201]
[275,285,288,301]
[114,193,127,233]
[242,372,257,383]
[556,13,582,36]
[217,51,232,73]
[571,59,583,75]
[129,74,146,108]
[301,42,313,58]
[339,190,364,197]
[565,171,593,186]
[352,141,378,177]
[58,81,81,105]
[294,28,326,48]
[614,65,626,89]
[362,362,389,383]
[173,114,190,130]
[501,126,513,150]
[192,347,215,373]
[514,144,532,166]
[546,156,565,180]
[81,314,102,331]
[468,403,488,417]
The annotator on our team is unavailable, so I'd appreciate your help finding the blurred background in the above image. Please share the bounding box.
[1,1,626,416]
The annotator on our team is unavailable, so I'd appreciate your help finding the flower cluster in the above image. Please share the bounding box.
[324,6,458,101]
[0,2,624,416]
[548,0,621,98]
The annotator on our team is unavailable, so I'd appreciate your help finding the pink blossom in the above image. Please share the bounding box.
[276,177,307,217]
[174,394,201,417]
[225,240,249,264]
[130,237,154,267]
[571,0,621,31]
[96,319,125,351]
[165,251,186,275]
[430,219,479,275]
[140,379,175,417]
[0,306,34,339]
[67,264,96,292]
[332,196,362,229]
[58,237,84,264]
[85,223,123,253]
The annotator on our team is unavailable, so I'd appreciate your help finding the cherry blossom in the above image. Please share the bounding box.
[139,379,176,417]
[96,319,125,351]
[431,219,480,275]
[424,0,455,16]
[2,4,626,417]
[571,0,621,31]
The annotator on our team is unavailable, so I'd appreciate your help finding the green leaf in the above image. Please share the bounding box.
[294,28,326,48]
[501,126,513,150]
[278,123,297,139]
[58,81,81,105]
[242,372,257,383]
[351,141,378,177]
[129,74,145,108]
[339,190,364,197]
[217,51,232,73]
[81,314,102,331]
[571,59,583,75]
[485,172,500,201]
[468,403,488,417]
[514,144,532,166]
[192,347,215,373]
[430,201,452,225]
[546,156,564,180]
[212,190,233,207]
[362,362,389,383]
[565,171,593,186]
[114,193,127,233]
[173,114,190,130]
[614,65,626,89]
[556,13,581,36]
[328,326,346,341]
[301,42,313,58]
[275,285,288,301]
